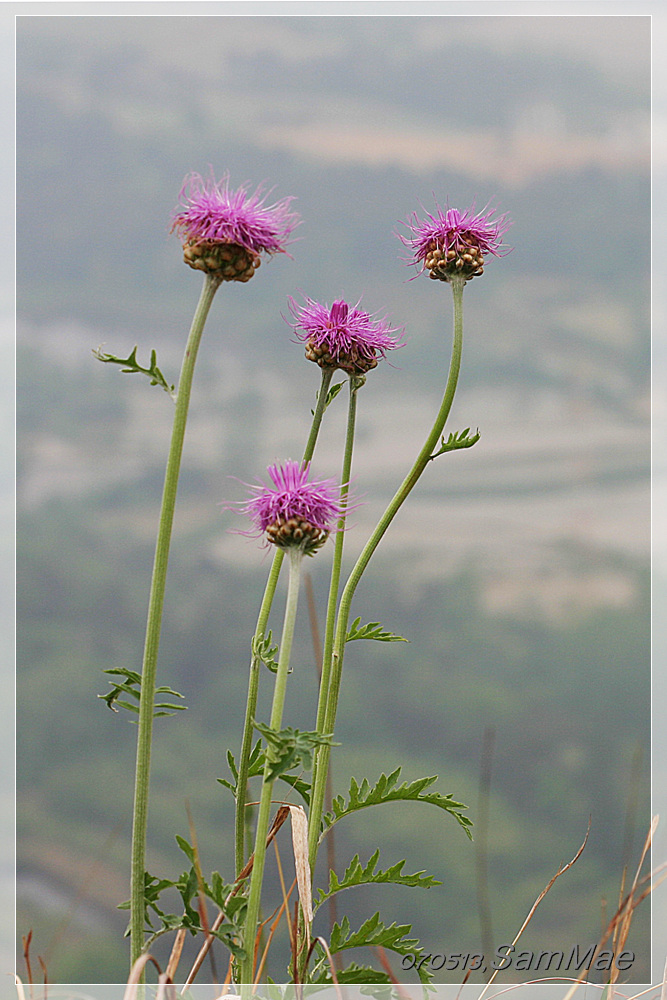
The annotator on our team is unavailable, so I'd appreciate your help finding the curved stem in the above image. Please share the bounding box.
[234,367,334,875]
[308,278,466,862]
[240,546,304,986]
[308,375,361,865]
[130,273,221,969]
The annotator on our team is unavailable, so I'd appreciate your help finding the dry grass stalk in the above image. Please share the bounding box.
[186,801,218,984]
[36,958,47,997]
[314,936,343,996]
[180,805,291,990]
[252,875,298,985]
[375,944,413,999]
[289,805,313,943]
[477,821,590,1000]
[609,816,658,985]
[300,933,344,995]
[123,952,171,999]
[273,836,295,943]
[561,817,663,1000]
[165,927,187,982]
[21,931,34,996]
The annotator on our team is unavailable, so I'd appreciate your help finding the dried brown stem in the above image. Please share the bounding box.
[478,820,590,1000]
[180,805,290,990]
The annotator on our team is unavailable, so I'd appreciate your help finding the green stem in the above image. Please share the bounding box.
[129,273,221,970]
[234,367,334,876]
[308,277,466,863]
[240,546,304,986]
[308,375,361,865]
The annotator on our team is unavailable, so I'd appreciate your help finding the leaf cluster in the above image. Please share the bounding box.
[254,722,338,782]
[118,836,246,958]
[219,741,312,804]
[98,667,186,719]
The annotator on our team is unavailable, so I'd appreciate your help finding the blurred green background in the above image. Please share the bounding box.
[16,14,651,985]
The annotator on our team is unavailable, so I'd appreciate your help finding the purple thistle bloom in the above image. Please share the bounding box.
[242,461,345,554]
[172,170,299,255]
[172,171,299,281]
[288,295,403,375]
[400,201,511,283]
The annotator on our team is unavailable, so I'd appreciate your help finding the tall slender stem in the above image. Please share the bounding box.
[240,546,304,986]
[308,278,465,864]
[130,273,221,969]
[234,367,334,875]
[308,375,361,865]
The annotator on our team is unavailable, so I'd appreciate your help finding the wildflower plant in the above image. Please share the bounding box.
[97,179,510,987]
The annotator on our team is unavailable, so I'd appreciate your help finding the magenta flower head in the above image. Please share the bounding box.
[242,461,344,556]
[400,201,511,284]
[171,170,299,283]
[288,295,403,376]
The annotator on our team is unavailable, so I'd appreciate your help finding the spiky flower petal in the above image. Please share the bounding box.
[288,296,403,375]
[171,170,299,281]
[242,461,344,555]
[400,201,511,283]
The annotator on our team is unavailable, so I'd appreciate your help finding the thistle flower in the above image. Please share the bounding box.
[171,170,299,282]
[288,296,403,375]
[242,461,345,555]
[400,201,511,283]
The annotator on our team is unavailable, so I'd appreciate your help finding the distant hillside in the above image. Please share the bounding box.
[16,15,651,985]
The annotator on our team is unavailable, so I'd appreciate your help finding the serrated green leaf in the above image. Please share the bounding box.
[430,426,481,461]
[311,960,392,985]
[93,344,176,395]
[346,617,408,643]
[321,767,473,840]
[329,914,434,985]
[326,913,433,983]
[313,850,440,910]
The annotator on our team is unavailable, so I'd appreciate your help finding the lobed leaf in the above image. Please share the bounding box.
[93,345,176,396]
[327,913,433,984]
[313,849,440,910]
[321,767,473,839]
[345,617,408,643]
[252,631,280,674]
[430,426,481,461]
[310,959,392,985]
[98,667,186,719]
